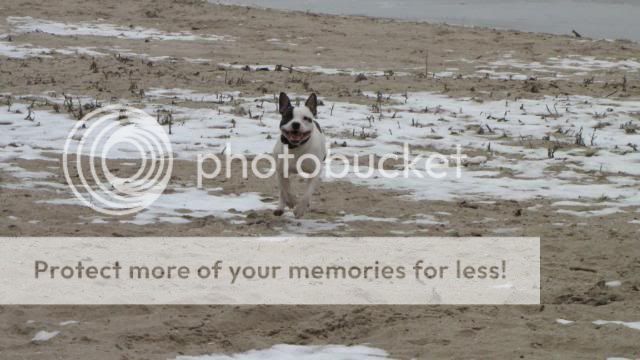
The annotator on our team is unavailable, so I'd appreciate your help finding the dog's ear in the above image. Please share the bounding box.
[305,93,317,116]
[279,92,291,114]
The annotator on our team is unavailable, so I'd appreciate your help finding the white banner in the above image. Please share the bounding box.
[0,237,539,304]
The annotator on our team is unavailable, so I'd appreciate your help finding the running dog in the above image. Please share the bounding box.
[273,92,326,218]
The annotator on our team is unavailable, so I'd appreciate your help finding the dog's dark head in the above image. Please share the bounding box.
[279,92,318,145]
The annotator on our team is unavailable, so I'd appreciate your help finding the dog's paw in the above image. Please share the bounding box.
[293,204,308,218]
[273,209,284,216]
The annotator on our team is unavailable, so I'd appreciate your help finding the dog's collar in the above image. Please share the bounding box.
[281,134,310,149]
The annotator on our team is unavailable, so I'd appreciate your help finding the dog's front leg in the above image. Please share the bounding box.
[274,163,295,216]
[294,174,321,218]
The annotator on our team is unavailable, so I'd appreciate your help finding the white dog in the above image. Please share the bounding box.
[273,92,326,218]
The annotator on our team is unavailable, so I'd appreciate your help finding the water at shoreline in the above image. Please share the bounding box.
[215,0,640,42]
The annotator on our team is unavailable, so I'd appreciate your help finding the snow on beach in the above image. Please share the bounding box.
[0,41,53,59]
[0,36,215,63]
[146,88,640,206]
[487,53,640,74]
[466,52,640,81]
[0,16,234,61]
[166,320,640,359]
[0,39,108,59]
[174,344,393,360]
[555,318,640,330]
[1,88,639,226]
[31,330,60,342]
[593,320,640,331]
[6,16,233,42]
[217,63,410,77]
[0,37,110,59]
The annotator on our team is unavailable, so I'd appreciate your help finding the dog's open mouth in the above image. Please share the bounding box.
[283,130,311,143]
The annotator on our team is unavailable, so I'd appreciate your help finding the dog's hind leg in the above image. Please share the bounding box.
[294,175,321,218]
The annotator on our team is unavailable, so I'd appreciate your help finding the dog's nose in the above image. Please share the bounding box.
[291,122,301,130]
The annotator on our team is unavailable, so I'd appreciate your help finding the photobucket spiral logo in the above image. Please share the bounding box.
[62,105,173,215]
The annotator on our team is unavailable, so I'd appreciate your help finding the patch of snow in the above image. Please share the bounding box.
[59,320,78,326]
[556,319,574,325]
[185,57,212,64]
[553,201,600,207]
[389,230,408,235]
[402,214,447,225]
[4,90,640,222]
[0,41,104,59]
[593,320,640,331]
[53,46,106,57]
[475,69,532,81]
[556,208,624,217]
[122,188,274,225]
[491,227,521,235]
[0,41,52,58]
[0,163,55,179]
[8,16,233,42]
[434,71,455,78]
[605,280,622,288]
[31,330,60,342]
[548,56,640,72]
[488,55,640,74]
[40,187,273,225]
[173,344,392,360]
[341,214,397,222]
[217,63,410,77]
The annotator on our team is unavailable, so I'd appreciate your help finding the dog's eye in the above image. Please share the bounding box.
[303,116,312,122]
